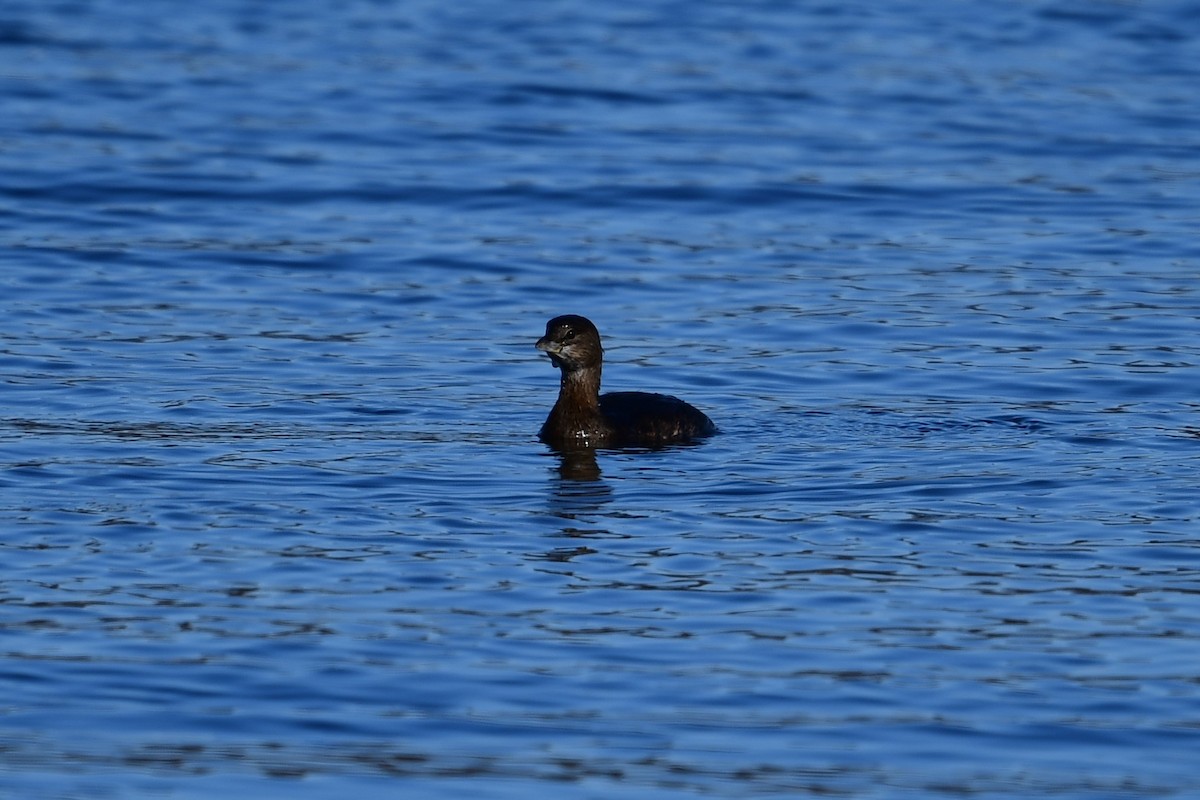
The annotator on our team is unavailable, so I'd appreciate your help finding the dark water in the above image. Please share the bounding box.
[3,1,1200,797]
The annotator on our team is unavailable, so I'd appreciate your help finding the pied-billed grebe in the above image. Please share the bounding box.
[536,314,716,448]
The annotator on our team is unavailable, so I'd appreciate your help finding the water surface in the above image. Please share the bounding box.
[3,1,1200,797]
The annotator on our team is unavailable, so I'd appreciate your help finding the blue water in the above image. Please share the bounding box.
[3,1,1200,797]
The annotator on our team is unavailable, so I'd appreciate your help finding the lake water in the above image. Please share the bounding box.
[3,1,1200,797]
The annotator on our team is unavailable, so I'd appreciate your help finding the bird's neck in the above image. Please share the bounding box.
[557,364,602,410]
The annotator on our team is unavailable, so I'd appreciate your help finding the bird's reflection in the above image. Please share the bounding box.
[555,448,602,482]
[541,448,613,540]
[547,448,610,503]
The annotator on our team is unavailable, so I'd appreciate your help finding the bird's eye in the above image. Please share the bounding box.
[562,329,577,341]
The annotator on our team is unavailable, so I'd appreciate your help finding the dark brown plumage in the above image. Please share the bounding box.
[536,314,716,449]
